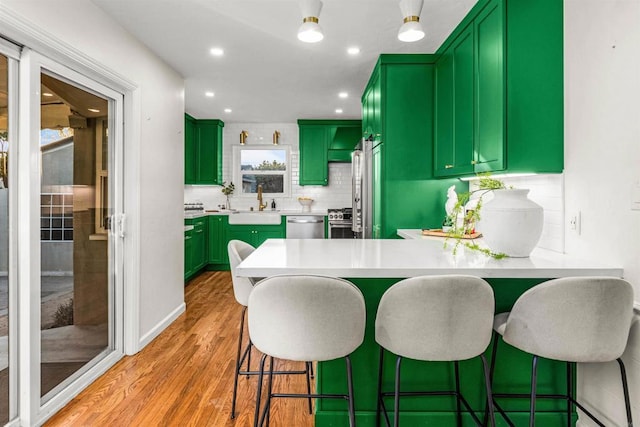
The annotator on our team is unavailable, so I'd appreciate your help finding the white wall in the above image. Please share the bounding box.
[564,1,640,425]
[184,121,353,212]
[1,0,186,347]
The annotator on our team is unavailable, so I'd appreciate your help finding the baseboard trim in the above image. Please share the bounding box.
[137,302,186,351]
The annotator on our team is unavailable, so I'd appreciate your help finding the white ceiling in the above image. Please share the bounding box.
[91,0,477,123]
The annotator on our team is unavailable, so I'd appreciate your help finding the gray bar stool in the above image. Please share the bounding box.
[227,240,311,419]
[375,275,496,427]
[488,276,634,427]
[248,275,366,427]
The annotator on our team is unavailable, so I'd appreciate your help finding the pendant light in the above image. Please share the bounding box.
[298,0,324,43]
[398,0,425,42]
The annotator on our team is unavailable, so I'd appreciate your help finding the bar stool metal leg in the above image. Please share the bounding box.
[617,358,634,427]
[305,362,313,414]
[231,306,247,419]
[567,361,574,426]
[377,347,391,427]
[254,354,269,427]
[529,356,539,427]
[455,361,462,427]
[394,356,402,427]
[480,354,495,427]
[345,356,356,427]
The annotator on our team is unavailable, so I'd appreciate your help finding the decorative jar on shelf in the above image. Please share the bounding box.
[479,189,543,257]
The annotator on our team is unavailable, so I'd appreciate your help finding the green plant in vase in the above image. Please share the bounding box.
[221,181,235,210]
[445,173,509,259]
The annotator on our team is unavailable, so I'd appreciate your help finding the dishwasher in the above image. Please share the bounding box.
[286,215,325,239]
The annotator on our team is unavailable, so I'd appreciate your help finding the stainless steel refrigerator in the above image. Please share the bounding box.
[352,139,373,238]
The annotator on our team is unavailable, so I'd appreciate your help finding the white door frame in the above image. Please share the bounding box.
[1,35,22,426]
[18,48,127,425]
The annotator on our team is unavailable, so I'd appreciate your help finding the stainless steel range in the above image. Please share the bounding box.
[327,208,356,239]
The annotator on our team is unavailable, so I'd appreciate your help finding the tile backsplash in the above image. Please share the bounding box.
[184,122,353,212]
[470,174,565,253]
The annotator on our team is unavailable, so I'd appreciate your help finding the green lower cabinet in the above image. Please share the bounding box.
[227,221,286,248]
[192,218,207,271]
[314,278,575,427]
[207,215,227,265]
[184,229,193,281]
[185,217,207,281]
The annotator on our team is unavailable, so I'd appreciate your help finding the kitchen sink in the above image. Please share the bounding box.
[228,212,282,225]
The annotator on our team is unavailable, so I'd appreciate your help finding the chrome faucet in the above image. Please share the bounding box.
[257,184,267,211]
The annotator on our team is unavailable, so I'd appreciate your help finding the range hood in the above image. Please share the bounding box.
[327,126,362,162]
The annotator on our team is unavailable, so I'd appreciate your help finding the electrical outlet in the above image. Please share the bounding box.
[569,211,581,235]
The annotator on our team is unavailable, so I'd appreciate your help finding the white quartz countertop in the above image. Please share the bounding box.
[185,210,327,219]
[236,238,623,279]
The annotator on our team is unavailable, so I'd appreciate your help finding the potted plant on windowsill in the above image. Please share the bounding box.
[445,173,544,259]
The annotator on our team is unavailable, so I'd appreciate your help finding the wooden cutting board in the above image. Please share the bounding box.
[421,229,482,239]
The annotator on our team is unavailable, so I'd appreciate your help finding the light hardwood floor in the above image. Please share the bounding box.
[44,271,315,427]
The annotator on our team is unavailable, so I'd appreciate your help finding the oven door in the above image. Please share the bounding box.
[329,222,355,239]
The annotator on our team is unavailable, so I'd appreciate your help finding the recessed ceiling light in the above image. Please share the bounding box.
[88,108,100,113]
[339,92,348,99]
[210,47,224,56]
[347,47,360,55]
[42,92,54,97]
[224,108,232,113]
[335,109,343,114]
[205,92,215,98]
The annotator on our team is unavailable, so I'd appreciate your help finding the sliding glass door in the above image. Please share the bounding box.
[38,71,117,401]
[0,42,126,425]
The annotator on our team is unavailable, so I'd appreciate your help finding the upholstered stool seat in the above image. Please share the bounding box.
[248,275,366,427]
[375,275,496,427]
[488,276,634,427]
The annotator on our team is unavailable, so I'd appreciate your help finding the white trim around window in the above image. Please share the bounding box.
[232,145,291,198]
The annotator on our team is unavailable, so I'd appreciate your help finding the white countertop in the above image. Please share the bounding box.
[236,238,623,279]
[185,210,327,219]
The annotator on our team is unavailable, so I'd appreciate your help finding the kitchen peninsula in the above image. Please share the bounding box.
[237,239,623,426]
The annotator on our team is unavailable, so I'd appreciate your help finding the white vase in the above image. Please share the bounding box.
[479,189,543,257]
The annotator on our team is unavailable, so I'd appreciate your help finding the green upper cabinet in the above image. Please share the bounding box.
[434,25,474,177]
[184,114,224,185]
[474,0,505,173]
[298,124,329,185]
[298,120,362,185]
[434,0,562,177]
[362,71,382,143]
[185,115,197,183]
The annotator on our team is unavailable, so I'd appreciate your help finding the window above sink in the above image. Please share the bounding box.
[232,145,290,197]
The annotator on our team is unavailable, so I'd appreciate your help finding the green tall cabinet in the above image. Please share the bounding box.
[184,114,224,185]
[361,55,463,239]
